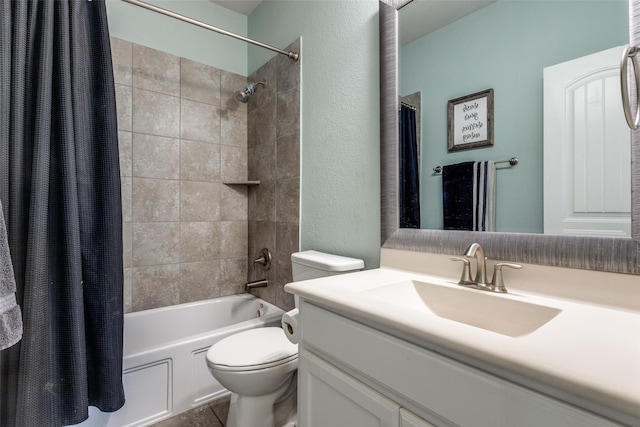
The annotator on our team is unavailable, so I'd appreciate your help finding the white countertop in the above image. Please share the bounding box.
[285,250,640,425]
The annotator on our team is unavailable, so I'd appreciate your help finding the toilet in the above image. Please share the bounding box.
[205,250,364,427]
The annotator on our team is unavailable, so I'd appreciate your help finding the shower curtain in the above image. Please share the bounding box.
[0,1,125,425]
[399,104,420,228]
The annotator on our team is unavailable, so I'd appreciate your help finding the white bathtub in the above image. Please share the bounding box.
[75,294,285,427]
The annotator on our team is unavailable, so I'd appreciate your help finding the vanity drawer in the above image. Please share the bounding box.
[300,301,622,427]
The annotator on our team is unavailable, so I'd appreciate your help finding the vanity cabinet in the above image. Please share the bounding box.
[299,350,401,426]
[297,300,625,427]
[400,409,436,427]
[300,349,437,427]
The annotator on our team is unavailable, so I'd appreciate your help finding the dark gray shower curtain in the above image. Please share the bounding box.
[400,104,420,228]
[0,0,125,425]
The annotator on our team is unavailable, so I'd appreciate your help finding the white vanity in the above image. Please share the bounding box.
[285,248,640,427]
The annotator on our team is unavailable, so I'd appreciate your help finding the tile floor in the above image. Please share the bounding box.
[151,395,230,427]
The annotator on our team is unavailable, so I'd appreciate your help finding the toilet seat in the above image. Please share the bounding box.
[206,327,298,372]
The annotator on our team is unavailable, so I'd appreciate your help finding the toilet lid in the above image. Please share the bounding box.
[206,327,298,372]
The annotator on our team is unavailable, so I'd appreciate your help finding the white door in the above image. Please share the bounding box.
[298,350,400,427]
[543,45,631,236]
[400,409,436,427]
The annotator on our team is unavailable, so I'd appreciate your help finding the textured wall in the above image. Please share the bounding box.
[246,39,301,312]
[112,37,251,312]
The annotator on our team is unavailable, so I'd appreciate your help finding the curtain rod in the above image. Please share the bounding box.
[400,101,417,110]
[121,0,299,61]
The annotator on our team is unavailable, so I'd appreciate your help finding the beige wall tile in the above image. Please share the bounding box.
[220,71,247,112]
[181,58,221,106]
[181,140,221,182]
[181,222,219,262]
[276,134,300,180]
[132,44,180,96]
[132,178,180,222]
[180,181,220,222]
[249,181,276,222]
[246,40,301,310]
[249,60,276,113]
[181,99,221,144]
[180,261,220,303]
[123,268,133,313]
[221,108,247,148]
[112,39,304,312]
[248,106,276,149]
[277,40,301,98]
[220,221,248,259]
[132,133,180,179]
[221,185,248,221]
[110,37,132,86]
[250,138,276,182]
[132,88,180,138]
[276,88,300,138]
[276,178,300,224]
[132,222,180,267]
[116,84,132,132]
[218,258,248,296]
[118,131,132,177]
[221,145,247,182]
[248,220,276,265]
[121,177,132,222]
[123,221,132,269]
[132,265,181,311]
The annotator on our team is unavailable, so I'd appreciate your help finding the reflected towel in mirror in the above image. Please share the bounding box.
[443,161,496,231]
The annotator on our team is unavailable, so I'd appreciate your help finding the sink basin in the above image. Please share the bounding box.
[360,280,561,337]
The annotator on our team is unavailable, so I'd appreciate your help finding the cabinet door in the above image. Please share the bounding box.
[299,350,400,427]
[400,408,436,427]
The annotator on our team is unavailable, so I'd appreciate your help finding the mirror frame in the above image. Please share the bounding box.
[379,1,640,274]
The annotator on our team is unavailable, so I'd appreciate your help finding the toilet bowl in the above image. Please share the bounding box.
[206,327,298,427]
[205,250,365,427]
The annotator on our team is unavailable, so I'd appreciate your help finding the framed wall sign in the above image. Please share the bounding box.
[447,89,494,151]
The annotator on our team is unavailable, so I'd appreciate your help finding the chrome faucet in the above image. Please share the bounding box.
[464,242,489,288]
[452,243,523,293]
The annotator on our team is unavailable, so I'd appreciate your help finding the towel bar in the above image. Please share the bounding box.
[433,157,518,174]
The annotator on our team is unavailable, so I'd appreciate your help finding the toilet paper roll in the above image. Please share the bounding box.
[281,309,300,344]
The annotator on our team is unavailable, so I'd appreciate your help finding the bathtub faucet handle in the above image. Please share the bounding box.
[253,248,272,271]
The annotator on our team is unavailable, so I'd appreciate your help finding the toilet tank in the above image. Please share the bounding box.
[291,250,364,282]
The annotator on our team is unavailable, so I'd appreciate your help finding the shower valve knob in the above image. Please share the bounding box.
[253,248,272,271]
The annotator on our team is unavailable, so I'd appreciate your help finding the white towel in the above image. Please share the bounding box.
[0,201,22,351]
[473,161,496,231]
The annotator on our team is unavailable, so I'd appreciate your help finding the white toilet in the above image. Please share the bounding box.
[205,250,364,427]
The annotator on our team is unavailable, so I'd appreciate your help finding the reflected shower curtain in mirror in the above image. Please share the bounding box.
[0,1,125,425]
[400,105,420,228]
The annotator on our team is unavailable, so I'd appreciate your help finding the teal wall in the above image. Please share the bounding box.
[400,0,627,233]
[106,0,248,75]
[249,1,381,268]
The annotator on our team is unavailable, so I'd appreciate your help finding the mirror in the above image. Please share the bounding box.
[398,1,629,235]
[380,0,640,274]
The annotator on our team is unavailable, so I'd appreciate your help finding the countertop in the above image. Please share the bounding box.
[285,257,640,426]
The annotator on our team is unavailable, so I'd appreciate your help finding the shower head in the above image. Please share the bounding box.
[235,80,266,103]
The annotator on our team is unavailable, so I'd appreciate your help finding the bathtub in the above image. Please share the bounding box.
[75,294,285,427]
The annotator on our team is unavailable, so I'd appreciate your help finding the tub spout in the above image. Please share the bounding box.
[246,279,268,290]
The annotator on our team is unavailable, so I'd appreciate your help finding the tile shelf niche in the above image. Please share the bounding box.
[223,181,260,186]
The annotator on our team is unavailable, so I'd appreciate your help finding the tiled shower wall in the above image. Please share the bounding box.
[246,40,301,312]
[112,37,251,313]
